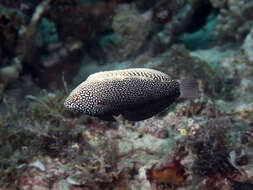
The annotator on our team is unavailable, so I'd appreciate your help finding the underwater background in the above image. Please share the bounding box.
[0,0,253,189]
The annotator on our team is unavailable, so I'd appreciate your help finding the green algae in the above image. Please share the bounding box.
[25,90,72,122]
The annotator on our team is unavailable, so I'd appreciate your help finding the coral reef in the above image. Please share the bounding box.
[214,0,253,42]
[7,44,253,190]
[49,0,116,41]
[102,4,152,62]
[38,39,83,90]
[149,45,220,96]
[0,4,26,94]
[152,0,214,53]
[189,119,236,178]
[210,0,227,8]
[38,17,59,47]
[1,78,253,189]
[1,0,253,189]
[146,155,187,187]
[0,0,51,99]
[0,89,80,186]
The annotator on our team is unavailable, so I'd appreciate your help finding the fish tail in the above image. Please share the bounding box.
[179,78,198,99]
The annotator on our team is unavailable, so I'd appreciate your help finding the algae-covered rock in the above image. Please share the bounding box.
[151,45,220,96]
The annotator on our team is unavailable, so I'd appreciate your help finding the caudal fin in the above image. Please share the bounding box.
[179,78,199,99]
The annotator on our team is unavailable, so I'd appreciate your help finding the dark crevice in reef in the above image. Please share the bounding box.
[185,1,215,33]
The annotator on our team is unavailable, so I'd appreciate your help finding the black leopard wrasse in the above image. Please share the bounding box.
[64,68,198,121]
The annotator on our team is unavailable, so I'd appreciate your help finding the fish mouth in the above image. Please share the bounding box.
[63,98,73,110]
[63,98,81,113]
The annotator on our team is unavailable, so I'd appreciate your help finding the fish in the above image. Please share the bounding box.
[64,68,198,121]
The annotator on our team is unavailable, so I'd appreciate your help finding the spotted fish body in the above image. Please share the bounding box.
[64,68,196,121]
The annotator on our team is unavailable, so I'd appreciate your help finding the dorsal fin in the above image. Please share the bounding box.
[86,68,171,82]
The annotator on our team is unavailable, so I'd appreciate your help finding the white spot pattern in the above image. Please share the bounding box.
[64,68,180,117]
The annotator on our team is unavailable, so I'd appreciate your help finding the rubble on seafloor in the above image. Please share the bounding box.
[1,94,253,190]
[1,43,253,189]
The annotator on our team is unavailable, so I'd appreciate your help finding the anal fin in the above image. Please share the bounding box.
[122,99,174,121]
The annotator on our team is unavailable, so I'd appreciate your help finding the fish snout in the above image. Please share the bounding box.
[64,97,74,110]
[64,94,80,111]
